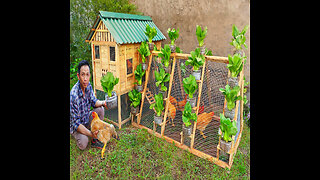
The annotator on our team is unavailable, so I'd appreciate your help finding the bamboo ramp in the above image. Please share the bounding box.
[145,88,155,104]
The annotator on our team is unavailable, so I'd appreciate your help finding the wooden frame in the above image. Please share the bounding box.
[135,50,245,169]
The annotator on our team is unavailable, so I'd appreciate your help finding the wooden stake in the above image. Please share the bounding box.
[137,54,153,124]
[190,60,207,149]
[161,55,177,136]
[118,94,122,129]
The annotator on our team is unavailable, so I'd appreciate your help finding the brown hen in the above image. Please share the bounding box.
[90,111,118,158]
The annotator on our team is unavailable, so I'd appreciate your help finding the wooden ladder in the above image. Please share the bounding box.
[145,87,155,105]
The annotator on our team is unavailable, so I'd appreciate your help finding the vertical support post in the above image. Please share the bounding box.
[91,43,96,96]
[116,44,122,129]
[228,65,245,167]
[137,53,153,125]
[118,94,122,129]
[161,55,177,136]
[190,59,207,149]
[176,59,184,98]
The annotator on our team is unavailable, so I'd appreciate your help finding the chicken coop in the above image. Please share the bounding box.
[85,11,166,129]
[131,51,245,169]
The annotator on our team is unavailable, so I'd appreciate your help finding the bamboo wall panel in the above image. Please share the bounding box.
[93,22,115,42]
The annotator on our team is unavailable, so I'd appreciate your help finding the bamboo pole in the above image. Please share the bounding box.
[137,54,153,124]
[151,51,228,64]
[161,55,177,136]
[190,59,207,149]
[228,63,245,167]
[91,43,97,96]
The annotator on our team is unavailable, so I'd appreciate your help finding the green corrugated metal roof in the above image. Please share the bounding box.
[86,11,166,44]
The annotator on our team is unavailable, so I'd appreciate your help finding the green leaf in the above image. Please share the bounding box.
[160,84,167,92]
[155,67,170,89]
[232,24,239,38]
[167,28,179,45]
[145,24,157,43]
[159,45,171,67]
[134,64,146,85]
[100,72,119,97]
[128,89,142,107]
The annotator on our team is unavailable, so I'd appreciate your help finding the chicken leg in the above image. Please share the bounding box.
[101,143,107,159]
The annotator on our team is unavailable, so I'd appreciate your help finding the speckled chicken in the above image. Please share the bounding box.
[91,111,119,158]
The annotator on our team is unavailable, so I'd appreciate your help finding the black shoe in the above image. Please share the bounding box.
[91,138,104,149]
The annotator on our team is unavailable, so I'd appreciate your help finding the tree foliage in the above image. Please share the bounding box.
[70,0,141,88]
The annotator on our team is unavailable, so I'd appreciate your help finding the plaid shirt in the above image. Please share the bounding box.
[70,81,98,134]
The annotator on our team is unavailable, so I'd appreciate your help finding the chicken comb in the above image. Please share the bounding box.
[92,111,97,118]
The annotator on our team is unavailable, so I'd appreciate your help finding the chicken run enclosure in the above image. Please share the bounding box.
[130,51,245,169]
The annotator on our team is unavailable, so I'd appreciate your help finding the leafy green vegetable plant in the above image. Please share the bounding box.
[180,62,186,78]
[134,64,146,86]
[100,72,119,97]
[137,41,151,63]
[158,44,172,68]
[227,53,244,78]
[183,74,198,99]
[145,24,157,43]
[154,67,170,92]
[186,48,205,71]
[196,25,207,47]
[149,93,164,117]
[182,101,197,127]
[167,28,179,45]
[128,89,142,108]
[219,113,237,142]
[176,46,182,53]
[219,84,242,110]
[230,24,249,50]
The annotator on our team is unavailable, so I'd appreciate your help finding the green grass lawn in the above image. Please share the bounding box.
[70,123,250,179]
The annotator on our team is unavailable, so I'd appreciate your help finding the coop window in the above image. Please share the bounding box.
[110,46,115,61]
[126,58,133,75]
[94,45,100,59]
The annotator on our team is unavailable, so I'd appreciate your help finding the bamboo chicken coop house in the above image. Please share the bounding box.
[86,11,166,129]
[131,51,245,169]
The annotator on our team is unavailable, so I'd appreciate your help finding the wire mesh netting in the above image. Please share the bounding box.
[96,89,131,127]
[138,55,234,161]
